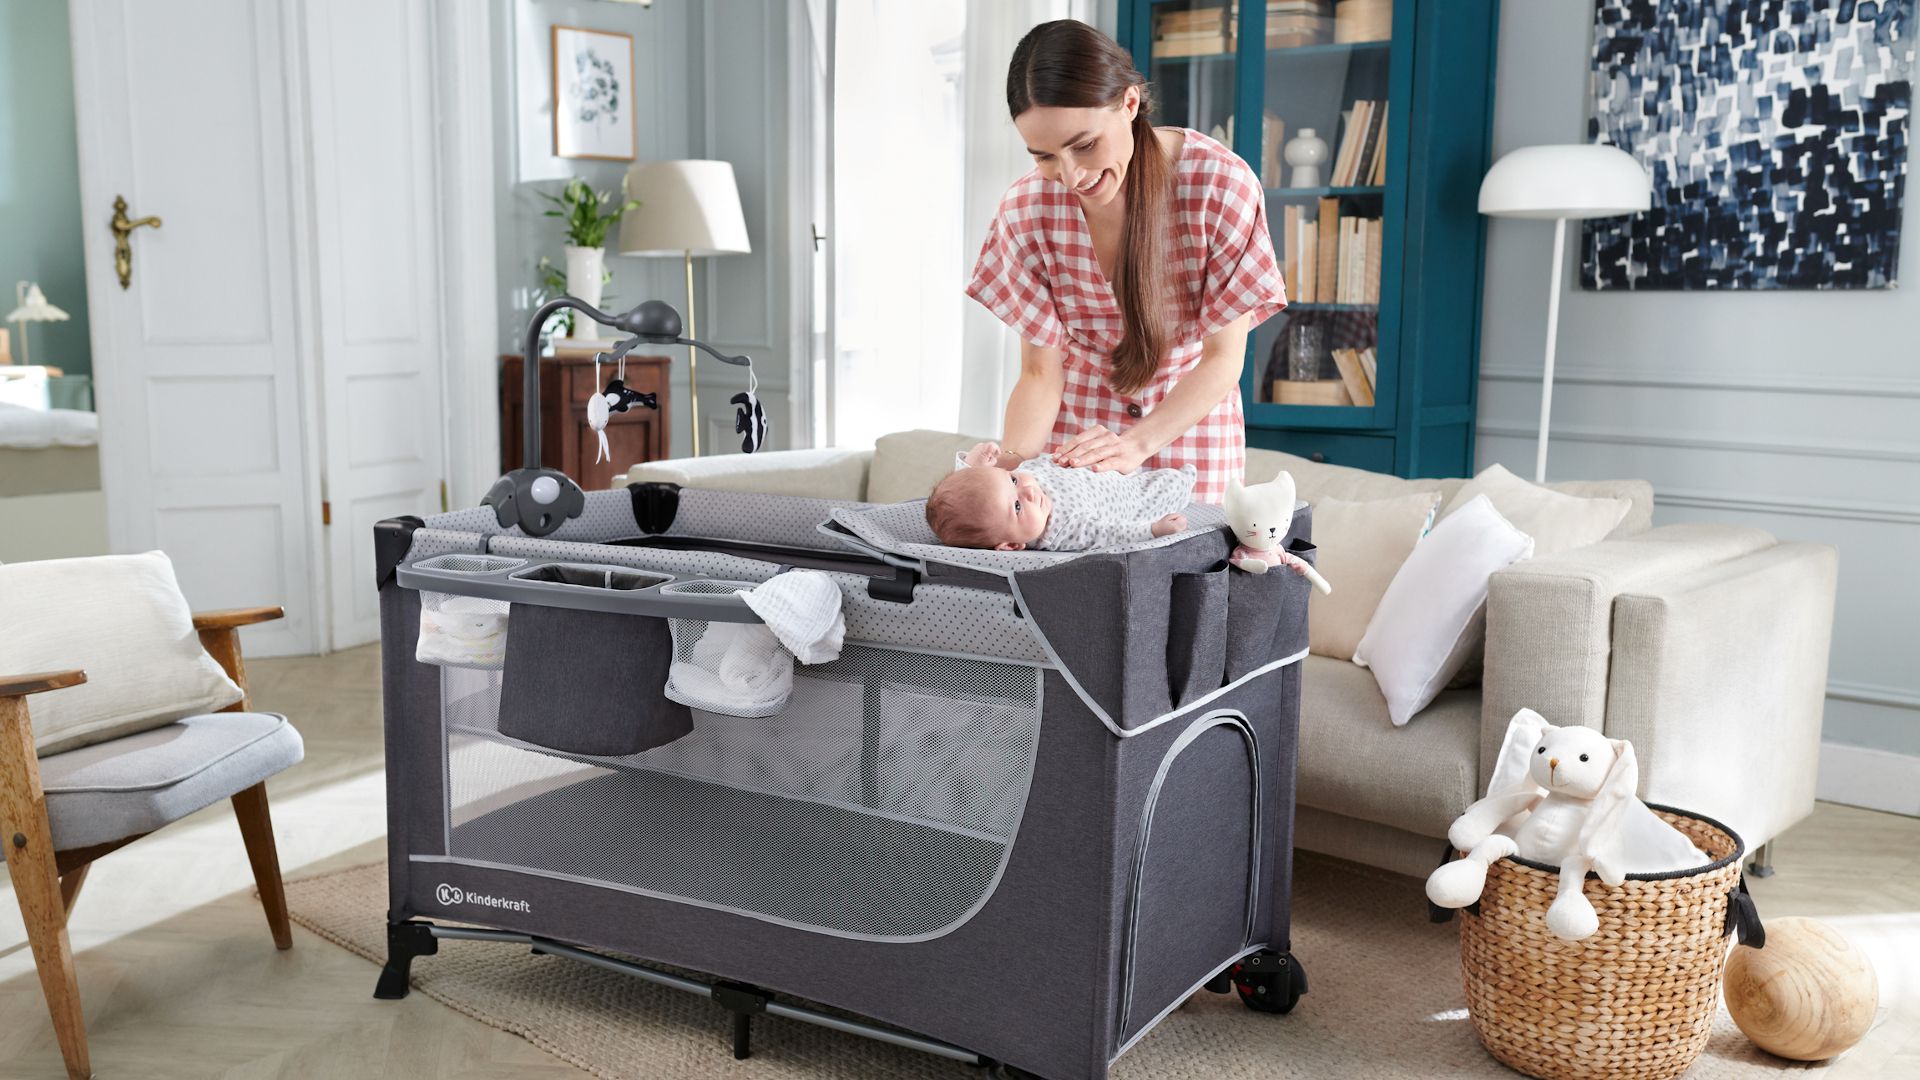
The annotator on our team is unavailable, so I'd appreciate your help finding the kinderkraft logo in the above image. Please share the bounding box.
[435,882,531,913]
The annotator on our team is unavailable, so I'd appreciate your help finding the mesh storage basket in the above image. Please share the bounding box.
[414,554,525,669]
[1457,806,1762,1080]
[661,579,793,718]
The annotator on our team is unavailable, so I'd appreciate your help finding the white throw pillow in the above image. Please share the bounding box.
[0,551,244,755]
[1440,462,1629,557]
[1353,495,1534,726]
[1307,491,1441,661]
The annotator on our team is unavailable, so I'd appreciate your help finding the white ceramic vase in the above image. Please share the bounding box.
[1285,129,1330,189]
[563,244,605,340]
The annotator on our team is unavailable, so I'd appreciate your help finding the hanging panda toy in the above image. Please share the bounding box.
[586,339,660,464]
[731,364,768,454]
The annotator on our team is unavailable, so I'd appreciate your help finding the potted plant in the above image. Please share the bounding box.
[539,178,639,340]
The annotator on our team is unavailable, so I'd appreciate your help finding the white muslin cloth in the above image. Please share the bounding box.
[664,570,845,717]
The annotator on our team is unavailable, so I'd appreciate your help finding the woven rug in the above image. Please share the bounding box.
[284,855,1820,1079]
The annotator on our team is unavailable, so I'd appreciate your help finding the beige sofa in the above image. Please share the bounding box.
[624,431,1838,878]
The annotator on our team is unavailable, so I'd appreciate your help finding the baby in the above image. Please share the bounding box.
[925,441,1192,551]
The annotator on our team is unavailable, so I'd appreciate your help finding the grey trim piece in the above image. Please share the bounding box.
[814,520,926,573]
[38,713,292,794]
[421,665,1046,946]
[1008,571,1307,739]
[399,557,762,623]
[1118,711,1260,1036]
[1110,942,1268,1063]
[424,925,986,1063]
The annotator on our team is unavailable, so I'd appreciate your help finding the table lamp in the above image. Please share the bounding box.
[6,282,71,369]
[1479,144,1650,482]
[618,160,751,456]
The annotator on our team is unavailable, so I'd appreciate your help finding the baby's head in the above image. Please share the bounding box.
[926,467,1052,550]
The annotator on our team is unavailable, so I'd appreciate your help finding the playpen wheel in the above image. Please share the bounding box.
[1232,951,1306,1014]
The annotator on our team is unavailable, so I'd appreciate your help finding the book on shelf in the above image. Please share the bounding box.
[1282,205,1300,295]
[1332,100,1373,187]
[1297,214,1318,303]
[1369,103,1390,185]
[1364,217,1383,304]
[1351,99,1386,187]
[1273,379,1352,407]
[1154,32,1233,58]
[1261,111,1286,188]
[1331,349,1375,406]
[1315,196,1339,304]
[1358,347,1377,391]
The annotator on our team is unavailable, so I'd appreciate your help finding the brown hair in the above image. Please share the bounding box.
[925,471,1003,549]
[1007,20,1170,396]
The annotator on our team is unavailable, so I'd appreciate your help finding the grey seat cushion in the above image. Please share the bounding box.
[38,712,304,851]
[1295,656,1480,839]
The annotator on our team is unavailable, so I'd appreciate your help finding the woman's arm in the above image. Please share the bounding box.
[999,338,1067,464]
[1056,312,1252,471]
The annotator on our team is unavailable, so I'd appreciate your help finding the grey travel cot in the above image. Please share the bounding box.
[372,483,1314,1080]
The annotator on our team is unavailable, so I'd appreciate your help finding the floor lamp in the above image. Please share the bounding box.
[619,161,751,457]
[1478,145,1650,482]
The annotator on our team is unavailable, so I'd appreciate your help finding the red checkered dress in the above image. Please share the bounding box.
[965,127,1287,504]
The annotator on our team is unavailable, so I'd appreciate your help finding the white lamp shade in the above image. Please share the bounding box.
[7,282,70,323]
[618,160,752,256]
[1478,144,1651,220]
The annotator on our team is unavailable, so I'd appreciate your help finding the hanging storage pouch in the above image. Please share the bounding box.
[661,579,796,718]
[413,554,526,669]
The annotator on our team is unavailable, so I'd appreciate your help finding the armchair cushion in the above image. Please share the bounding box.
[38,711,304,851]
[0,551,243,755]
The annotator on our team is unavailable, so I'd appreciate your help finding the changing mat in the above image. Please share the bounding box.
[823,499,1250,577]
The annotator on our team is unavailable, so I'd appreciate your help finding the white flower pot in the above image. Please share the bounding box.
[563,244,605,340]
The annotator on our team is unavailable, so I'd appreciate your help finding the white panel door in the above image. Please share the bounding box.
[302,0,449,649]
[69,0,317,657]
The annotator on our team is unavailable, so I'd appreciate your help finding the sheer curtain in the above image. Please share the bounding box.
[829,0,1111,447]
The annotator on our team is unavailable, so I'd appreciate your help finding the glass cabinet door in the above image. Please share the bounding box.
[1145,1,1240,150]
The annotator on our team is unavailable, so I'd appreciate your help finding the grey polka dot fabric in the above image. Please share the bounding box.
[407,528,487,559]
[830,500,1228,578]
[670,489,869,551]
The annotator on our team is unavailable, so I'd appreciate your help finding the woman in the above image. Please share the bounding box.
[965,20,1287,504]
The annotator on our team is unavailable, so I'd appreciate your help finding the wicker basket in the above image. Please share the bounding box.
[1453,806,1763,1080]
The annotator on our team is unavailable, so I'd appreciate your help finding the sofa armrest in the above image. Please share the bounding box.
[619,447,874,501]
[1605,541,1837,850]
[1480,522,1778,782]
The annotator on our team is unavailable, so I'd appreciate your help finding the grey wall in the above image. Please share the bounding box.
[1480,3,1919,759]
[0,0,91,379]
[490,0,795,460]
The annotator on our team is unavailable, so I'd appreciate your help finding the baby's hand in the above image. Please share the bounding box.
[963,441,1002,469]
[1151,512,1188,538]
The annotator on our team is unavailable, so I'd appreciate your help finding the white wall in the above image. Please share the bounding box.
[1480,5,1920,784]
[490,0,796,460]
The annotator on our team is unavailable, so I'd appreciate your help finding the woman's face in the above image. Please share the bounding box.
[1014,84,1140,208]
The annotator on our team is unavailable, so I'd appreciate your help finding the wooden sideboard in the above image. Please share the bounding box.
[499,353,672,492]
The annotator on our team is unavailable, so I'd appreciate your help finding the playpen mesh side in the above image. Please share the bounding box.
[435,645,1044,939]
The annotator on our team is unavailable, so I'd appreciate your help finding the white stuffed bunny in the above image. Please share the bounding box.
[1224,473,1331,594]
[1426,708,1707,940]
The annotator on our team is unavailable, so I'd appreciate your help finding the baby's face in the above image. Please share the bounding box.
[954,467,1052,550]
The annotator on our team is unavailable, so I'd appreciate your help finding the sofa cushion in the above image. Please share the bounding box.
[0,551,244,756]
[624,447,872,501]
[1244,447,1654,538]
[1440,463,1631,556]
[1296,655,1481,838]
[1307,491,1440,660]
[866,430,992,503]
[38,711,305,851]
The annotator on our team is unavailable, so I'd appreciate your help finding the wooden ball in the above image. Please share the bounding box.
[1724,916,1878,1061]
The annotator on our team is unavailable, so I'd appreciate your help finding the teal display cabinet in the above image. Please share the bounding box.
[1119,0,1498,478]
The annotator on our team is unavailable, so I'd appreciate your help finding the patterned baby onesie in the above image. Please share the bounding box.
[1016,457,1197,550]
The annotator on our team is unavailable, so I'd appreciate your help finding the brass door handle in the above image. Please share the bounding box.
[110,195,162,289]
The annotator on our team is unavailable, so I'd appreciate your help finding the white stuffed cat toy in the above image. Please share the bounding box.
[1224,473,1331,593]
[1426,708,1708,940]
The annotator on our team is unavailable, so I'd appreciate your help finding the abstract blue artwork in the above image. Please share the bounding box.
[1584,0,1914,290]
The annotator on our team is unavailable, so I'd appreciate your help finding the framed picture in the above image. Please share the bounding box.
[1583,0,1913,290]
[552,25,636,161]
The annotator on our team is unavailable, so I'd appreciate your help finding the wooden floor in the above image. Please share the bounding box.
[1,645,1914,1078]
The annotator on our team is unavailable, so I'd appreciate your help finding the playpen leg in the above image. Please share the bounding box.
[1747,840,1776,878]
[374,920,439,1000]
[732,1012,753,1059]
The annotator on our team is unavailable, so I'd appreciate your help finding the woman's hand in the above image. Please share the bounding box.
[1055,425,1151,474]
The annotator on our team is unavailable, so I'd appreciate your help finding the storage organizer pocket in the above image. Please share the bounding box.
[414,554,525,669]
[662,580,796,718]
[498,602,691,756]
[1166,564,1229,707]
[1222,540,1314,682]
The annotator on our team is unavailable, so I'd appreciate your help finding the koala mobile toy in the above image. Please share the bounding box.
[1224,473,1332,593]
[1426,708,1708,941]
[487,297,766,537]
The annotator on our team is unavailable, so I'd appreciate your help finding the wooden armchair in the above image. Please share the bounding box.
[1,607,301,1080]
